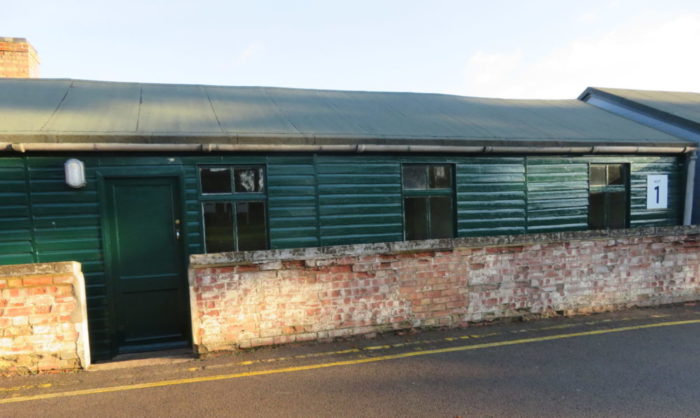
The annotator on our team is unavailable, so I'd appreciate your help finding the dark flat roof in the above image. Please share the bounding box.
[0,79,692,150]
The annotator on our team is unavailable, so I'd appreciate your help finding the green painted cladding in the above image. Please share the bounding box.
[526,158,590,233]
[0,157,33,265]
[0,152,687,361]
[316,156,403,246]
[456,157,526,236]
[267,156,319,249]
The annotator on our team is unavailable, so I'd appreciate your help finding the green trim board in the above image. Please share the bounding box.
[0,152,687,361]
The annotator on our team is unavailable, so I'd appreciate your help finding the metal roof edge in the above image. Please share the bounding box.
[580,87,700,134]
[2,141,694,155]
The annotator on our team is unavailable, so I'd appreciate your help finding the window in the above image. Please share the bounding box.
[588,163,629,229]
[402,164,454,240]
[200,166,268,252]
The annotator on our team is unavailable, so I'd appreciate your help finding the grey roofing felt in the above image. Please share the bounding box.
[582,87,700,125]
[0,78,692,148]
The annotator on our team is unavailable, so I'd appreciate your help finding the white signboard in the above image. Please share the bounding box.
[646,175,668,209]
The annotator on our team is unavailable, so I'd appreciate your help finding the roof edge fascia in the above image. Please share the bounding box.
[2,141,694,155]
[580,87,700,135]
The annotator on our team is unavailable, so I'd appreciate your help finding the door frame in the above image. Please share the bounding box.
[97,166,191,359]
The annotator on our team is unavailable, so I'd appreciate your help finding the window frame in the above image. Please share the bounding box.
[401,163,456,240]
[198,165,269,253]
[588,163,630,230]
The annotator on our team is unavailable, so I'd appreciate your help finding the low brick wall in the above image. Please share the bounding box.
[0,262,90,374]
[188,226,700,354]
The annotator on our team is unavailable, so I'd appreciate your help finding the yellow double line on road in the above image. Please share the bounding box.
[2,318,699,405]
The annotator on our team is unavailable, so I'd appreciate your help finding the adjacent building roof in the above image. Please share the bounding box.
[579,87,700,143]
[0,79,694,153]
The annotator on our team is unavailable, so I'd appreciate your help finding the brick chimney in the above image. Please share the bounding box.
[0,37,40,78]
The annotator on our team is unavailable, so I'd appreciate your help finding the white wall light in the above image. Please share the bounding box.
[64,158,86,188]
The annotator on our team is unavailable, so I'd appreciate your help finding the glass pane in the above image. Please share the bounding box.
[201,168,231,194]
[404,197,429,240]
[234,167,265,193]
[429,165,452,189]
[402,165,427,189]
[203,202,234,252]
[589,165,606,186]
[607,192,627,229]
[429,196,453,238]
[236,201,267,251]
[588,193,605,229]
[607,164,624,185]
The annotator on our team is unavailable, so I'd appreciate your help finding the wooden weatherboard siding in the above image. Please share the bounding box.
[0,153,686,360]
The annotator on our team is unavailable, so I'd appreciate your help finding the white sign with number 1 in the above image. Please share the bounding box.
[647,175,668,209]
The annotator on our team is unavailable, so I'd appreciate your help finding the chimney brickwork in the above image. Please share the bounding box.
[0,37,40,78]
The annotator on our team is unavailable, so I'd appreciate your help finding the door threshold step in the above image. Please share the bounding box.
[88,348,195,372]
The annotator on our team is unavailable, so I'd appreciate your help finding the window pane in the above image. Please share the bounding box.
[404,197,429,240]
[429,196,453,238]
[607,192,627,229]
[590,165,606,186]
[234,167,265,193]
[201,168,231,194]
[236,201,267,251]
[429,165,452,189]
[402,165,427,189]
[588,193,605,229]
[203,202,234,252]
[607,164,624,185]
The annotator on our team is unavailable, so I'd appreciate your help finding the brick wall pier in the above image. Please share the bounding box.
[0,262,90,375]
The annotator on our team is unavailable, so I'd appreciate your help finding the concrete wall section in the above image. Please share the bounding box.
[0,261,90,375]
[189,226,700,354]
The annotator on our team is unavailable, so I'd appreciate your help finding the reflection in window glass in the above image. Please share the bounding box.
[402,165,427,189]
[608,192,627,228]
[201,168,232,194]
[203,202,234,252]
[589,165,607,186]
[234,167,265,193]
[588,163,628,230]
[430,196,453,238]
[429,165,452,189]
[236,201,267,251]
[404,197,429,240]
[607,165,624,185]
[588,193,605,229]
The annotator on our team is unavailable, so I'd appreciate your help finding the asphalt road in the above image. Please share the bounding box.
[2,305,700,417]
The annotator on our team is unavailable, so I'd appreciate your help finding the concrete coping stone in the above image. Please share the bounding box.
[0,260,80,277]
[190,225,700,268]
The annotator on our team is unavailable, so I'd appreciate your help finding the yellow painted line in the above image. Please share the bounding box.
[0,383,51,393]
[2,318,699,405]
[186,320,619,372]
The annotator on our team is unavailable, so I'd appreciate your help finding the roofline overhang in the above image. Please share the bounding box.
[2,141,695,155]
[580,87,700,135]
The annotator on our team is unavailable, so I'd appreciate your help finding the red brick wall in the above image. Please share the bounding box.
[0,262,90,375]
[0,37,40,78]
[188,226,700,355]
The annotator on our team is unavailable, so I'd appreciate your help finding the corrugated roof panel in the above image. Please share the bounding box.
[43,80,140,134]
[265,88,365,136]
[137,84,222,135]
[0,78,693,149]
[206,86,299,136]
[0,79,71,132]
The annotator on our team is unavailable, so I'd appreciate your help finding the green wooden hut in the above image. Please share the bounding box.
[0,78,695,360]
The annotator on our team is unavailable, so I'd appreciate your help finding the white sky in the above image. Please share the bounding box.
[3,0,699,99]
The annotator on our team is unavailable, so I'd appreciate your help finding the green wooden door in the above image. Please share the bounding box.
[104,177,190,355]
